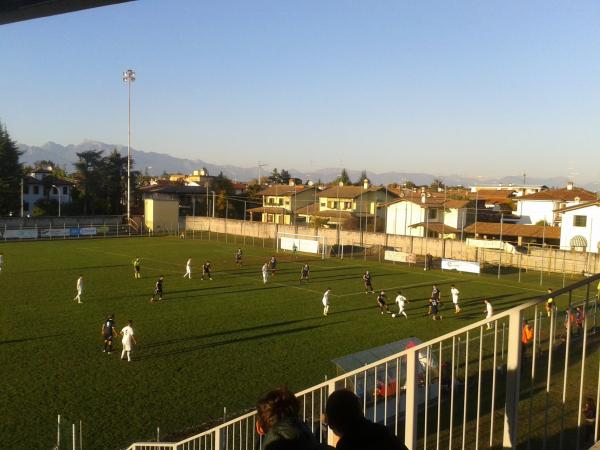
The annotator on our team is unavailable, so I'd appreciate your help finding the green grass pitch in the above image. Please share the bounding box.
[0,235,581,449]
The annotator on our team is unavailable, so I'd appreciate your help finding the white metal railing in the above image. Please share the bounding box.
[125,274,600,450]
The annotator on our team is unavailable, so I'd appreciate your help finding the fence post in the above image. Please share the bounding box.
[502,309,523,448]
[326,379,337,446]
[57,414,61,449]
[214,427,221,450]
[404,348,419,450]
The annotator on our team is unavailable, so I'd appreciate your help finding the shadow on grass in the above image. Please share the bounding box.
[143,318,319,349]
[17,263,129,274]
[0,333,68,345]
[137,321,342,360]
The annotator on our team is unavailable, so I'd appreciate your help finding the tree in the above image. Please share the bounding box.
[404,180,417,189]
[0,122,24,215]
[212,172,235,217]
[100,149,128,214]
[268,168,281,184]
[74,150,103,215]
[335,169,351,185]
[354,170,368,186]
[430,178,445,190]
[280,169,291,184]
[72,148,129,215]
[33,160,68,179]
[32,198,58,216]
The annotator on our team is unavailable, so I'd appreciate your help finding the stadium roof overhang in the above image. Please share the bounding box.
[0,0,132,26]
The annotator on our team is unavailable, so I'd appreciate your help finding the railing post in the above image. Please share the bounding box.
[326,379,337,447]
[502,309,523,448]
[404,348,419,450]
[214,426,221,450]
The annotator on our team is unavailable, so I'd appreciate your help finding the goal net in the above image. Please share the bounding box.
[276,232,327,259]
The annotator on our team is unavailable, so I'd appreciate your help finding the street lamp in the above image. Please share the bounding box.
[257,162,268,185]
[122,68,136,223]
[51,184,62,217]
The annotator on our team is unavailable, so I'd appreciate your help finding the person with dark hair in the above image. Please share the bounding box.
[101,313,118,354]
[324,389,407,450]
[255,387,320,450]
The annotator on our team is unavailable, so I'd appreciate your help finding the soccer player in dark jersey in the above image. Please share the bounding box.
[430,297,442,320]
[376,291,390,314]
[363,271,374,294]
[300,264,310,283]
[102,314,118,354]
[201,261,213,280]
[150,275,164,303]
[269,256,277,276]
[431,285,440,302]
[235,248,243,267]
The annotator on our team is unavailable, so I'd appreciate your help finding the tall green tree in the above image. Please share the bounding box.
[0,122,24,215]
[354,170,368,186]
[73,150,104,214]
[268,168,281,184]
[212,172,235,217]
[101,150,128,214]
[33,160,68,179]
[335,169,351,185]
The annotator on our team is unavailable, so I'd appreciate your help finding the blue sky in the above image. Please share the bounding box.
[1,0,599,181]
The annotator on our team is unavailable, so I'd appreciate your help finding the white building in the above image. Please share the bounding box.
[23,169,73,215]
[556,200,600,253]
[385,192,472,238]
[469,184,546,197]
[516,182,596,226]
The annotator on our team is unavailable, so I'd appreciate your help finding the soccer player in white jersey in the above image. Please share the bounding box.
[120,320,137,362]
[0,252,4,273]
[183,258,192,279]
[74,275,83,304]
[395,291,408,318]
[484,299,493,329]
[450,284,461,314]
[322,288,331,316]
[262,263,269,284]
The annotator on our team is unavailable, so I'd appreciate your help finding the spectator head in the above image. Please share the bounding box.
[256,387,300,435]
[325,389,364,437]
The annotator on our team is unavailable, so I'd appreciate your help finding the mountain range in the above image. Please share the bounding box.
[18,140,585,189]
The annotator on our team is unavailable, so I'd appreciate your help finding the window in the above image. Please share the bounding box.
[63,186,68,195]
[344,201,352,210]
[573,215,587,227]
[427,208,438,220]
[267,214,274,223]
[278,198,283,205]
[52,187,58,194]
[33,186,39,195]
[320,202,326,207]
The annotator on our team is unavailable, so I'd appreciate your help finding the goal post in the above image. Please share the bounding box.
[276,232,326,259]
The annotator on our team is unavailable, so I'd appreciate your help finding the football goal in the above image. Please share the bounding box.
[276,232,327,259]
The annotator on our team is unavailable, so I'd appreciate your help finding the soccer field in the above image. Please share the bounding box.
[0,235,580,450]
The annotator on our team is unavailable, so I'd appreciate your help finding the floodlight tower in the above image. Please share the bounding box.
[122,69,136,222]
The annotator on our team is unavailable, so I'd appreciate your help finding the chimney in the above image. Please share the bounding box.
[363,178,370,189]
[567,181,574,191]
[421,192,427,204]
